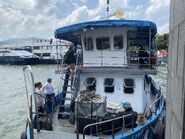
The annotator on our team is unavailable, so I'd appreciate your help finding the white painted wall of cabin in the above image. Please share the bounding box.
[81,27,137,67]
[79,73,146,114]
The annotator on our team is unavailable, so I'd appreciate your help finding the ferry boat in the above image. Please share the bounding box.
[22,39,69,64]
[21,19,165,139]
[0,49,40,65]
[0,39,69,65]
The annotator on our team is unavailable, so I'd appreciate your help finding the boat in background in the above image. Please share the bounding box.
[0,49,39,65]
[0,38,69,65]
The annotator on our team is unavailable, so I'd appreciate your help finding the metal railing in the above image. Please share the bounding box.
[33,92,54,131]
[149,91,163,117]
[23,65,55,139]
[56,50,158,75]
[76,90,106,139]
[23,66,35,139]
[82,113,133,139]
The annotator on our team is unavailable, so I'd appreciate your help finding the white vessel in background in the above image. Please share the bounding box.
[0,38,69,64]
[0,49,39,65]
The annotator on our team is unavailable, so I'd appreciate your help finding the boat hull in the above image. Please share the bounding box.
[0,56,60,65]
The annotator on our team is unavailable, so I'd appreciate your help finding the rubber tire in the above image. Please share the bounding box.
[20,131,27,139]
[154,122,165,139]
[69,112,75,125]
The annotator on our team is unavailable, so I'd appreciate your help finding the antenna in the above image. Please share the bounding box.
[107,0,109,19]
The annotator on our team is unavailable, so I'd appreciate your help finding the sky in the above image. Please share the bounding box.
[0,0,170,41]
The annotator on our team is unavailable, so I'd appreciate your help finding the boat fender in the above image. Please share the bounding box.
[153,122,165,139]
[69,112,75,124]
[122,102,132,112]
[70,99,75,112]
[20,131,27,139]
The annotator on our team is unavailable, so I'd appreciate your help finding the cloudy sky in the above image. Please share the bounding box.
[0,0,170,41]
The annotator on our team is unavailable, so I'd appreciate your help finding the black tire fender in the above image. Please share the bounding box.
[154,122,165,139]
[20,131,27,139]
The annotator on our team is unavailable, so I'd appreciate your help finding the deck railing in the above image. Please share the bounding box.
[76,90,105,139]
[56,50,158,73]
[82,113,133,139]
[149,90,164,117]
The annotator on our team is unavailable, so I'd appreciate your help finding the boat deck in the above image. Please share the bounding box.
[33,76,157,139]
[34,131,101,139]
[34,106,101,139]
[55,64,157,75]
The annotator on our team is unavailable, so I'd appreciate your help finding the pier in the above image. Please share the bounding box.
[166,0,185,138]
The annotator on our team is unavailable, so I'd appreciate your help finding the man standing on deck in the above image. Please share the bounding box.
[43,78,54,113]
[63,45,76,76]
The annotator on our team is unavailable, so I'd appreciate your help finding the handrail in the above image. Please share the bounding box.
[71,52,81,89]
[23,66,35,116]
[34,92,53,102]
[149,92,163,117]
[23,65,35,139]
[23,66,55,135]
[56,49,158,71]
[82,113,132,139]
[76,90,102,139]
[33,92,55,130]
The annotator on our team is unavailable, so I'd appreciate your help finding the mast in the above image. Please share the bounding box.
[107,0,109,19]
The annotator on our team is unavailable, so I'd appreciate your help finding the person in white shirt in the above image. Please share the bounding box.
[43,78,54,113]
[35,82,45,116]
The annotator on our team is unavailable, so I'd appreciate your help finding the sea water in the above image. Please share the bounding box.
[0,65,167,139]
[0,65,61,139]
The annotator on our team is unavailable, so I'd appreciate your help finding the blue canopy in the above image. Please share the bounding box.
[54,19,157,44]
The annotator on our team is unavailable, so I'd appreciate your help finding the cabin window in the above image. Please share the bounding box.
[85,77,96,91]
[123,78,135,94]
[33,46,40,50]
[42,53,50,57]
[114,35,123,49]
[96,37,110,50]
[104,78,114,93]
[84,37,93,51]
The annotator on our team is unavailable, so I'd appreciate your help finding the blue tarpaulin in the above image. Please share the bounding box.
[54,19,157,43]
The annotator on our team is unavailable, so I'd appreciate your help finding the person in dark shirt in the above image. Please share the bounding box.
[63,45,76,76]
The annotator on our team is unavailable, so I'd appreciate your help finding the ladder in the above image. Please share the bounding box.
[58,53,80,119]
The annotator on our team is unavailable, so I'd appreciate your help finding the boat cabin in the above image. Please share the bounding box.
[55,20,157,74]
[55,20,158,114]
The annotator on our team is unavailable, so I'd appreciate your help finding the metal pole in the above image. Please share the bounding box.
[76,101,79,139]
[56,39,59,61]
[112,120,114,139]
[30,96,34,139]
[107,0,109,19]
[149,28,151,69]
